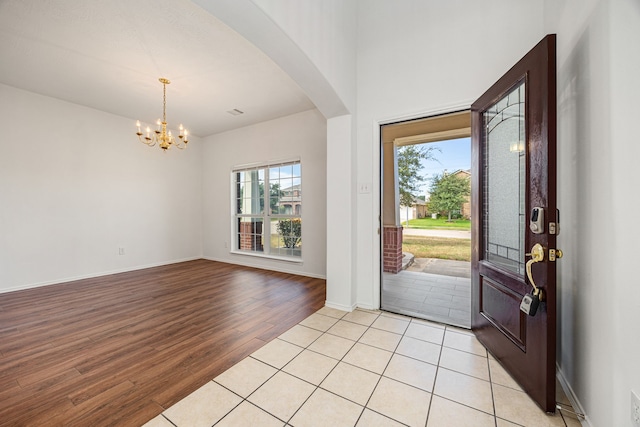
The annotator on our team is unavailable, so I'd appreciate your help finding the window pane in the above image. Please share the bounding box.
[237,217,264,253]
[270,218,302,257]
[280,164,293,179]
[269,197,279,214]
[237,169,264,214]
[291,163,301,178]
[268,166,277,181]
[483,81,525,275]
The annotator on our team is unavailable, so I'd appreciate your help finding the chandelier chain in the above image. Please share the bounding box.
[162,82,167,124]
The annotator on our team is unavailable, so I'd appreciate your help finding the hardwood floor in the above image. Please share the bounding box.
[0,259,326,426]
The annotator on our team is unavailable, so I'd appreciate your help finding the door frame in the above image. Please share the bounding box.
[375,104,472,312]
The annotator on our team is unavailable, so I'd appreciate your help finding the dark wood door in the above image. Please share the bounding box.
[471,34,557,412]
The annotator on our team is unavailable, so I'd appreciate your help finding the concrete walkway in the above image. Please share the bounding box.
[402,227,471,239]
[406,257,471,278]
[388,253,471,328]
[388,229,472,327]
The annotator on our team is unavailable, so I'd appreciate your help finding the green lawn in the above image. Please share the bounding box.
[402,217,471,230]
[402,236,471,262]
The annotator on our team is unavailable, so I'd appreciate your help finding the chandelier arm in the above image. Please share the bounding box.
[137,134,156,147]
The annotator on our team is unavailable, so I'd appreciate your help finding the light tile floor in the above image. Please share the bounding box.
[143,308,582,427]
[382,270,471,328]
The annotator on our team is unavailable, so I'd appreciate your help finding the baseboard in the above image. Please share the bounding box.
[325,300,357,312]
[0,257,202,295]
[203,256,326,280]
[355,303,378,311]
[557,363,591,426]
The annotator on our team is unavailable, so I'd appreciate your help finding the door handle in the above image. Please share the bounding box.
[525,243,544,300]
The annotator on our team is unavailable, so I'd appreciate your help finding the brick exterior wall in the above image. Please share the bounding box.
[383,225,403,274]
[239,221,263,251]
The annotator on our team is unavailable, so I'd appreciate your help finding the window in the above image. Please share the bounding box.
[233,160,302,259]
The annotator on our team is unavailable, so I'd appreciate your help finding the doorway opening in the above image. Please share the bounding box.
[381,110,472,328]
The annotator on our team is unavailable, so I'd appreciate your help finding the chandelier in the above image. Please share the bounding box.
[135,78,189,150]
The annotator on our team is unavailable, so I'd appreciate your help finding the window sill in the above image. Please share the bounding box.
[230,250,303,264]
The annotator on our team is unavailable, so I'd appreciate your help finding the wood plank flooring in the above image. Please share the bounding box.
[0,259,326,426]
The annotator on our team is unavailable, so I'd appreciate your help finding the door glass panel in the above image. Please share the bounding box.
[483,81,526,275]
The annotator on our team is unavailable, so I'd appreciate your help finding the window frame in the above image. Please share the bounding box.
[230,158,303,262]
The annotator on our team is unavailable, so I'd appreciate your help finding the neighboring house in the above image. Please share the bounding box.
[400,197,426,223]
[452,169,471,219]
[278,184,302,215]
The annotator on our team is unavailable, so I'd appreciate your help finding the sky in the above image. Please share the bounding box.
[418,137,471,197]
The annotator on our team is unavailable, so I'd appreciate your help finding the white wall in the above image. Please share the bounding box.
[0,84,203,293]
[201,109,327,279]
[609,1,640,426]
[355,0,545,308]
[192,0,353,119]
[251,0,358,113]
[326,114,356,310]
[546,0,640,425]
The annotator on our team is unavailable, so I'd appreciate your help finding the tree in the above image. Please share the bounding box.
[267,183,283,213]
[397,145,440,223]
[237,179,284,214]
[427,172,471,221]
[277,218,302,248]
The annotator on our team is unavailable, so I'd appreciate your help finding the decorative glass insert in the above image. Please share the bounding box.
[483,81,526,275]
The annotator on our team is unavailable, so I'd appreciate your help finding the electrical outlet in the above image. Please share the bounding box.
[632,390,640,427]
[118,247,125,256]
[224,241,228,249]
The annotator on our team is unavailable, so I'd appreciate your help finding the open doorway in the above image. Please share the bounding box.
[381,111,472,328]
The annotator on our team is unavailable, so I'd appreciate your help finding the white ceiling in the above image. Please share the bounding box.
[0,0,316,137]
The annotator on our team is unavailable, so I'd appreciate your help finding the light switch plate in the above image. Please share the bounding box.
[358,182,371,194]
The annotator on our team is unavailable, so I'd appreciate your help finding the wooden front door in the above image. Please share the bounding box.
[471,34,558,412]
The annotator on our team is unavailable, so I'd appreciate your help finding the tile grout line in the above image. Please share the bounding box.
[314,309,445,426]
[222,310,388,426]
[296,309,416,425]
[167,308,530,427]
[432,325,500,421]
[422,317,447,427]
[283,311,360,425]
[354,310,413,426]
[208,313,339,426]
[317,310,456,426]
[160,413,177,427]
[485,343,499,427]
